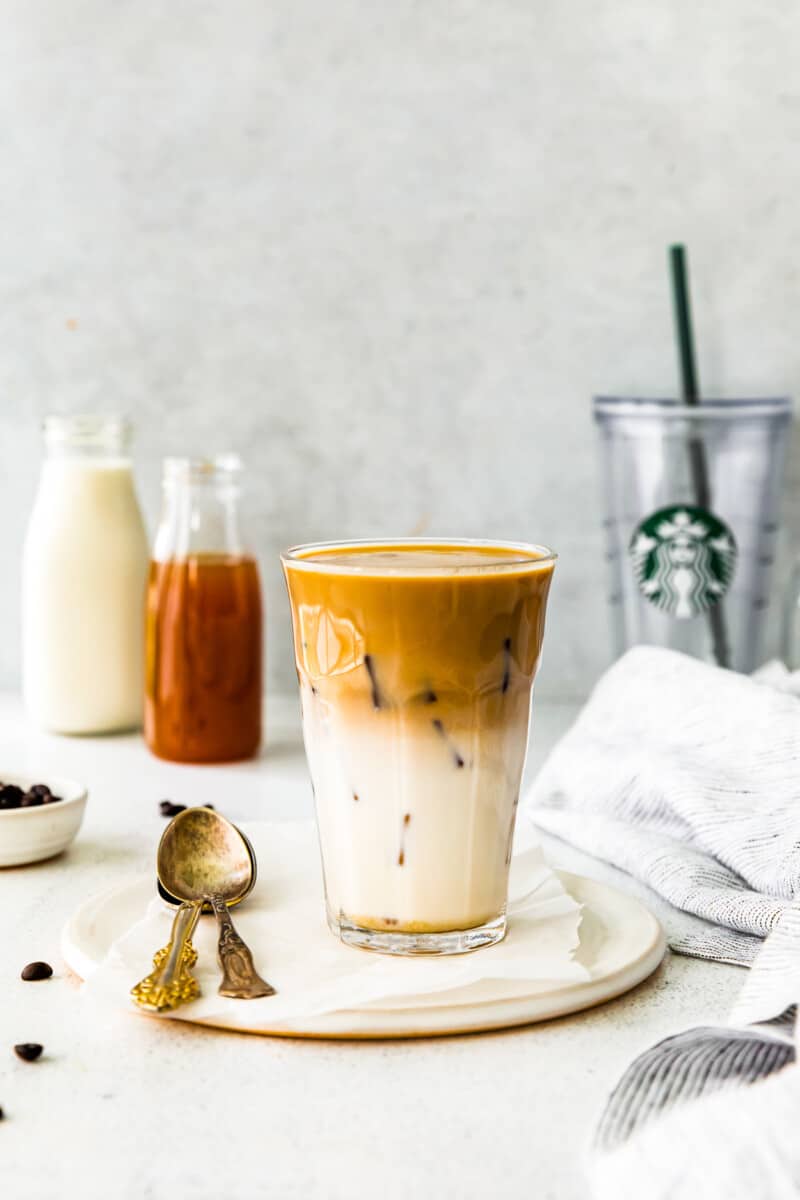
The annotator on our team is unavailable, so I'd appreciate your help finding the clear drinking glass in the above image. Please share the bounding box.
[144,456,263,763]
[594,397,792,673]
[282,539,556,956]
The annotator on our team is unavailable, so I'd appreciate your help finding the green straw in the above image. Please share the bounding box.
[669,244,730,668]
[670,246,700,404]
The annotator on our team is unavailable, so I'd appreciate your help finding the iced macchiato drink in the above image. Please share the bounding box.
[282,540,556,955]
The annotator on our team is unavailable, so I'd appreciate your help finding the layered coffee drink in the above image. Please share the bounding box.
[282,540,556,955]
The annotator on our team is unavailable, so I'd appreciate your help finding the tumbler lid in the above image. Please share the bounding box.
[593,396,792,420]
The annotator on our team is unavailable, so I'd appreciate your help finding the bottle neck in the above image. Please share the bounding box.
[153,457,248,560]
[43,414,133,461]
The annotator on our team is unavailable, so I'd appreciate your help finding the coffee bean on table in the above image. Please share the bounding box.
[13,1044,43,1062]
[159,801,215,817]
[21,962,53,982]
[159,800,186,818]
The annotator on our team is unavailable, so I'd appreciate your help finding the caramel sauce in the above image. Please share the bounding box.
[145,554,262,763]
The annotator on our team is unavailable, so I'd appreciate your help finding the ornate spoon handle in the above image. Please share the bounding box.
[130,900,202,1012]
[209,893,276,999]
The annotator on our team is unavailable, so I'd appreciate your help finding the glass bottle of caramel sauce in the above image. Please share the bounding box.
[144,456,262,763]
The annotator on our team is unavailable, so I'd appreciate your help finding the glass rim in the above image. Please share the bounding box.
[593,395,792,420]
[162,453,243,482]
[281,537,557,575]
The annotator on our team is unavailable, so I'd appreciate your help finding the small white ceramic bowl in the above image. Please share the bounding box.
[0,772,88,867]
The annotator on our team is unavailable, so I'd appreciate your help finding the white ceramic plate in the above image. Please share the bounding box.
[61,871,665,1039]
[0,771,88,867]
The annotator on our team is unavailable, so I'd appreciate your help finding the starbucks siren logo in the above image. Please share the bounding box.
[629,505,736,619]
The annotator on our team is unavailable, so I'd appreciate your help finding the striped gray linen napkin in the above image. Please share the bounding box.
[526,646,800,964]
[525,647,800,1198]
[591,905,800,1199]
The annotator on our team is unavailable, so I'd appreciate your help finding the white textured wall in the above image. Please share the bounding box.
[1,0,799,699]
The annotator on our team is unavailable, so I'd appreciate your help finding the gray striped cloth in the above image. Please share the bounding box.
[524,648,800,1199]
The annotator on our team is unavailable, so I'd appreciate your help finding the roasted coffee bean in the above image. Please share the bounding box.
[0,785,24,809]
[0,783,60,810]
[159,800,186,818]
[21,962,53,982]
[13,1044,43,1062]
[0,1106,4,1120]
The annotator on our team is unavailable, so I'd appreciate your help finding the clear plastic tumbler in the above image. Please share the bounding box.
[594,397,792,673]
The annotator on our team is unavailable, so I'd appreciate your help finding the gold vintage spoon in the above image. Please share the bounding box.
[160,812,275,1000]
[130,808,275,1012]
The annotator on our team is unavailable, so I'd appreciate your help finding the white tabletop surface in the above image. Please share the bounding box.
[0,694,743,1200]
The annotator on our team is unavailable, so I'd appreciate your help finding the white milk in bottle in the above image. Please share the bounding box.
[22,415,149,733]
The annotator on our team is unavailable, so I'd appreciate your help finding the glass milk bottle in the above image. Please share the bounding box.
[144,455,263,763]
[22,415,149,733]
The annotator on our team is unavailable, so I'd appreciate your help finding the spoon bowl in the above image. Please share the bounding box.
[157,806,253,906]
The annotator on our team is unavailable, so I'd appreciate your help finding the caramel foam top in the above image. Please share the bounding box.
[283,540,555,576]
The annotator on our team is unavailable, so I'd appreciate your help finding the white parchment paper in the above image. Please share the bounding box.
[83,821,587,1026]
